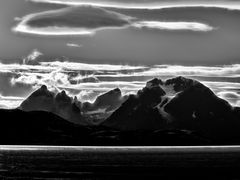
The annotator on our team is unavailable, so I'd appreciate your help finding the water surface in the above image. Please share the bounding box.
[1,146,240,179]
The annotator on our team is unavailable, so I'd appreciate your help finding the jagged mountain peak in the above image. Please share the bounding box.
[106,87,121,95]
[113,87,121,93]
[82,87,127,115]
[102,80,167,130]
[137,85,166,105]
[55,90,72,103]
[20,86,86,125]
[146,78,163,87]
[29,85,54,98]
[93,88,122,106]
[15,76,240,143]
[103,77,240,137]
[40,84,47,90]
[164,76,198,92]
[138,77,166,102]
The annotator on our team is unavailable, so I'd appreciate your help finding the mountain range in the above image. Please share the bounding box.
[2,76,240,145]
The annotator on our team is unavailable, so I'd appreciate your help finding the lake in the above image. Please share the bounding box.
[1,146,240,179]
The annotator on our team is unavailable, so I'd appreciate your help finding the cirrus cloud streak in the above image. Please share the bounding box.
[133,21,215,32]
[29,0,240,10]
[0,59,240,108]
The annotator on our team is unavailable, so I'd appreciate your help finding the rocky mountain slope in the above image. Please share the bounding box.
[16,76,240,144]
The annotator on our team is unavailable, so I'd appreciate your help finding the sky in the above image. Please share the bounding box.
[0,0,240,108]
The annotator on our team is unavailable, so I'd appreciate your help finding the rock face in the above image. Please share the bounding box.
[20,85,55,112]
[20,86,128,125]
[103,77,240,142]
[82,88,127,112]
[103,81,167,131]
[165,76,197,92]
[146,78,163,87]
[81,88,128,125]
[164,81,240,140]
[19,85,86,125]
[18,76,240,144]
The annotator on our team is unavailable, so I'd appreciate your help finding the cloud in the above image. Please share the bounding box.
[3,61,240,82]
[217,91,240,100]
[66,43,83,48]
[0,94,24,109]
[13,6,133,36]
[29,0,240,10]
[96,64,240,78]
[217,91,240,106]
[23,49,43,65]
[77,90,96,102]
[137,64,240,78]
[1,60,240,108]
[40,61,146,71]
[1,59,146,93]
[65,81,143,91]
[13,2,219,36]
[132,21,215,32]
[136,21,215,32]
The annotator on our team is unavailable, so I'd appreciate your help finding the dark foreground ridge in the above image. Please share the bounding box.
[0,109,208,145]
[1,76,240,145]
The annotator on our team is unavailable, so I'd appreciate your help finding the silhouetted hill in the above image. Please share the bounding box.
[82,88,128,112]
[103,85,166,130]
[164,81,240,141]
[0,109,209,145]
[0,109,92,145]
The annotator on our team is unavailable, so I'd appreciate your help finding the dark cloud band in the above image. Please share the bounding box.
[13,6,133,36]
